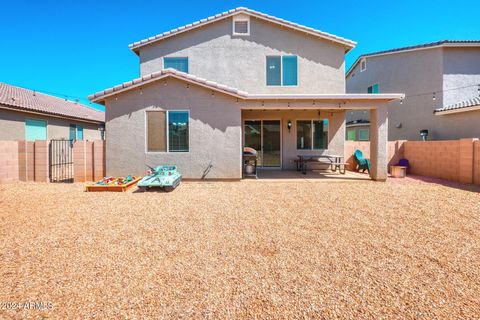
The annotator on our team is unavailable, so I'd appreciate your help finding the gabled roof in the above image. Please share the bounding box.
[128,7,356,53]
[346,40,480,77]
[89,68,404,105]
[0,82,105,123]
[434,97,480,115]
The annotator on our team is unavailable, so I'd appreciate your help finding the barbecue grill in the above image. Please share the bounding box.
[243,147,258,178]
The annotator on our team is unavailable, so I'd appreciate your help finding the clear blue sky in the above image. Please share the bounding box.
[1,0,478,111]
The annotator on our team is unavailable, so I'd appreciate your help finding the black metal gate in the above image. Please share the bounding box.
[49,139,74,182]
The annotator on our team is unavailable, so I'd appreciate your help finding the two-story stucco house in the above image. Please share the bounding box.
[89,7,403,180]
[346,40,480,141]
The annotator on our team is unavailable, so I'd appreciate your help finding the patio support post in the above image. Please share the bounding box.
[370,106,388,181]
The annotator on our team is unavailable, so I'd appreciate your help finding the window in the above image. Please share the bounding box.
[69,124,76,140]
[266,56,298,86]
[164,57,189,73]
[359,128,370,141]
[146,111,167,152]
[146,110,189,152]
[368,83,379,94]
[232,16,250,35]
[77,125,84,140]
[360,59,366,72]
[168,111,189,152]
[347,129,356,141]
[266,56,281,86]
[297,119,329,150]
[26,119,47,141]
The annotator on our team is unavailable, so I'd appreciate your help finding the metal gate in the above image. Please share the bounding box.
[49,139,74,182]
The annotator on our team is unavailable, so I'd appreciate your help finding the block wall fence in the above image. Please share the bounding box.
[0,140,105,183]
[0,139,479,185]
[345,138,480,185]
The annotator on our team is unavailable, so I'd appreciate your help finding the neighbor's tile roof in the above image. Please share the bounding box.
[434,97,480,114]
[89,68,249,103]
[128,7,356,52]
[347,40,480,76]
[0,82,105,123]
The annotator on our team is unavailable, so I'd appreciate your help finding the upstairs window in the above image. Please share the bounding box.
[232,16,250,35]
[266,55,298,86]
[367,83,379,94]
[360,59,366,72]
[164,57,189,73]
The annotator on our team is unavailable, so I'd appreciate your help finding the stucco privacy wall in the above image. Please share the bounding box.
[242,109,345,169]
[0,108,102,140]
[104,78,242,179]
[138,16,346,94]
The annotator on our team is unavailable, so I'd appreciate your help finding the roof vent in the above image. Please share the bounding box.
[233,15,250,36]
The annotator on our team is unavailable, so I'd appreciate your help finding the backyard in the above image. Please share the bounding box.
[1,178,479,319]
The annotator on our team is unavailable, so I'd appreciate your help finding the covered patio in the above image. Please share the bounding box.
[253,168,371,181]
[239,94,403,181]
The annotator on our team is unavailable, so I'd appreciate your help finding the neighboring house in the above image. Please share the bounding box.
[346,40,480,141]
[0,82,105,141]
[346,119,370,141]
[90,7,402,180]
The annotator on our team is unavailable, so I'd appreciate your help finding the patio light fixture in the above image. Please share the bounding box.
[287,120,292,132]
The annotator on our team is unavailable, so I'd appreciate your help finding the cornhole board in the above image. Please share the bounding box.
[85,177,141,192]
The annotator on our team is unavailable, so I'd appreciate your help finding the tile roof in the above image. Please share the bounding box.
[128,7,356,52]
[89,68,249,103]
[89,68,404,104]
[434,97,480,114]
[0,82,105,123]
[347,40,480,77]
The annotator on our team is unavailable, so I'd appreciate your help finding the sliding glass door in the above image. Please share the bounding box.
[244,120,281,168]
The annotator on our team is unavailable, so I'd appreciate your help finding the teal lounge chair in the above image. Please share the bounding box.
[354,150,370,173]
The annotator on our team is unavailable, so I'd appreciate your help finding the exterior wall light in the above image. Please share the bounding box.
[287,120,292,132]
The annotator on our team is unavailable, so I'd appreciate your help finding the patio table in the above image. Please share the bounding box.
[296,154,345,175]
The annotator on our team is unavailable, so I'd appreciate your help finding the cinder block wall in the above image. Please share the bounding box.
[473,140,480,185]
[0,141,19,183]
[0,140,106,183]
[345,140,405,172]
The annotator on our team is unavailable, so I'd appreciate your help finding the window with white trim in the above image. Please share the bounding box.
[266,55,298,86]
[146,110,189,152]
[232,16,250,35]
[296,119,329,150]
[360,59,366,72]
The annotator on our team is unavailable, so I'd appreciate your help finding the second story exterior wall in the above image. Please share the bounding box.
[138,15,347,94]
[346,45,480,141]
[443,47,480,106]
[347,48,443,141]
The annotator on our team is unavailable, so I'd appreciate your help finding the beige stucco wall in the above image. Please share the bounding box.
[103,78,243,179]
[242,109,345,169]
[0,107,103,141]
[138,16,346,94]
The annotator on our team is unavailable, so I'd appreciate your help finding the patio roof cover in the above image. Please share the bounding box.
[89,69,404,106]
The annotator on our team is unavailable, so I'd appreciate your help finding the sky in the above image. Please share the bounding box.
[1,0,479,111]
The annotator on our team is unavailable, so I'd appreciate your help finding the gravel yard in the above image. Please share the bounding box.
[1,179,479,319]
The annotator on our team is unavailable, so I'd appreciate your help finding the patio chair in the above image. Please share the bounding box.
[354,149,370,173]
